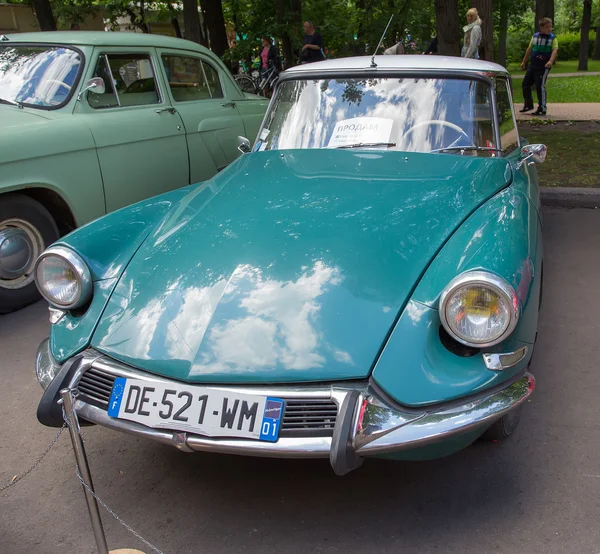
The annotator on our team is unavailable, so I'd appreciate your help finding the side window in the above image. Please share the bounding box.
[162,55,224,102]
[496,78,519,154]
[88,53,159,109]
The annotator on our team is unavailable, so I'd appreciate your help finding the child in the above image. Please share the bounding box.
[519,18,558,116]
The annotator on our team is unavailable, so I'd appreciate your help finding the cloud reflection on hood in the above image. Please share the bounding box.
[163,262,353,376]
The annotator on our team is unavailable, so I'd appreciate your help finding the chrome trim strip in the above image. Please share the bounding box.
[75,402,332,458]
[482,346,528,371]
[354,374,534,455]
[66,352,535,461]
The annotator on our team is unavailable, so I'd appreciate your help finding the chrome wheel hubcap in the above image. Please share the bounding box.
[0,219,44,289]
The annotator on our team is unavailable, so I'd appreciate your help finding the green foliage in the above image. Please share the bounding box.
[303,0,357,56]
[512,75,600,103]
[554,31,597,60]
[509,58,600,73]
[520,124,600,188]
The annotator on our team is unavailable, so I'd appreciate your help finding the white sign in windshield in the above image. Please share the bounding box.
[327,117,394,148]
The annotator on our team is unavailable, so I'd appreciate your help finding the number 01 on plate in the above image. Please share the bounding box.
[107,378,284,442]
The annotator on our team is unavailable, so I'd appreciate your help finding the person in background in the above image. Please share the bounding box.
[384,40,405,55]
[260,36,282,75]
[519,18,558,116]
[70,23,81,30]
[299,21,324,64]
[423,36,438,55]
[461,8,482,58]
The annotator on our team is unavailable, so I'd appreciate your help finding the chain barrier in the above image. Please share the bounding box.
[0,424,66,494]
[74,467,165,554]
[1,396,166,554]
[61,402,166,554]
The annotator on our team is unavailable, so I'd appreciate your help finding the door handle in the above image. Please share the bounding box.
[221,101,236,108]
[155,107,177,115]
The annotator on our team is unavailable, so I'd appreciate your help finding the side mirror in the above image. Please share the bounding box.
[237,136,251,154]
[521,143,547,164]
[77,77,106,101]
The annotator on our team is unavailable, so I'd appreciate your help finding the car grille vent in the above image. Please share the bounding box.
[76,367,115,409]
[75,367,338,437]
[280,399,338,438]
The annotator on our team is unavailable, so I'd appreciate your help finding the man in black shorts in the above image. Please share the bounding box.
[299,21,324,64]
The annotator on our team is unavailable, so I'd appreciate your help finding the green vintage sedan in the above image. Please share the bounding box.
[35,56,545,474]
[0,31,268,313]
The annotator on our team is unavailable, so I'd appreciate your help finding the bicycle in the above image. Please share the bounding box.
[235,65,278,98]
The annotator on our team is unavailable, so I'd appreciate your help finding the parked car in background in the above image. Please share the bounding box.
[0,31,268,313]
[35,56,545,475]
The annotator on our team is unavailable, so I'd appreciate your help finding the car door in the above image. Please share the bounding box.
[75,47,189,213]
[158,49,246,181]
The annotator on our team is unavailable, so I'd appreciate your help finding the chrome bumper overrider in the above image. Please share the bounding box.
[37,346,535,474]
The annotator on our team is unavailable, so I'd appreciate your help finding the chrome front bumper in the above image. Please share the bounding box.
[37,344,535,474]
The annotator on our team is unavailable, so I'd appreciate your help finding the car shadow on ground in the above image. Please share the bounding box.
[86,421,532,550]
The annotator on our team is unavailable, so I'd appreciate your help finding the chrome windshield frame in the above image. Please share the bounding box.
[261,70,507,157]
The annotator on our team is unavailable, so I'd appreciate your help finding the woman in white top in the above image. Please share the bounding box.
[461,8,482,59]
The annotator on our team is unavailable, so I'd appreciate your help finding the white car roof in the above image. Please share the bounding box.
[284,55,509,76]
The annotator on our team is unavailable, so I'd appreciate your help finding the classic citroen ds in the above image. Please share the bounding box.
[35,56,545,475]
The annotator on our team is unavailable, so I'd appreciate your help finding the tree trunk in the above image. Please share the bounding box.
[290,0,303,67]
[183,0,205,45]
[32,0,56,31]
[276,0,294,69]
[434,0,460,56]
[534,0,554,31]
[172,17,182,39]
[201,0,228,58]
[594,27,600,61]
[473,0,493,61]
[578,0,592,71]
[497,0,509,67]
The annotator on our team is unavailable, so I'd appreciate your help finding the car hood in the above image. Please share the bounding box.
[0,104,49,127]
[91,149,511,383]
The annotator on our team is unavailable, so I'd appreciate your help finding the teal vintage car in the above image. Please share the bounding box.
[34,56,545,474]
[0,32,267,313]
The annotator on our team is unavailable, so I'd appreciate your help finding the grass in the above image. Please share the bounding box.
[511,75,600,103]
[520,122,600,187]
[508,59,600,75]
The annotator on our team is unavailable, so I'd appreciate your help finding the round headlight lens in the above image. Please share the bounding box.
[34,247,92,309]
[440,272,518,347]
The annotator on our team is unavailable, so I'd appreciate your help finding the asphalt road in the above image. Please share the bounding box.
[1,206,599,554]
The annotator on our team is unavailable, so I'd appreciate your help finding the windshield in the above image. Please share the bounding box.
[0,45,82,108]
[256,77,498,156]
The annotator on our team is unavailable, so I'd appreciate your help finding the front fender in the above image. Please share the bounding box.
[371,187,542,407]
[49,185,195,362]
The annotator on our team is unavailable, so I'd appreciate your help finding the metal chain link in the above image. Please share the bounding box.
[61,406,165,554]
[2,400,165,554]
[0,424,66,494]
[74,467,165,554]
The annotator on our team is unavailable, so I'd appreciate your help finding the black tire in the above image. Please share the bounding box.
[0,193,59,314]
[480,405,523,441]
[235,74,257,94]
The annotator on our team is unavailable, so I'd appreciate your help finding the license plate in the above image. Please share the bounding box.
[107,378,284,442]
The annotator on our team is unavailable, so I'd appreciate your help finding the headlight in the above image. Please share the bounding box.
[34,246,92,309]
[439,271,518,348]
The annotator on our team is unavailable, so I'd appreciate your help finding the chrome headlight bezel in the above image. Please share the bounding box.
[34,246,92,310]
[439,271,519,348]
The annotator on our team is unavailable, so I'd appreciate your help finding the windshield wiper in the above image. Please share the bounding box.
[334,142,396,149]
[430,145,500,154]
[0,97,23,109]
